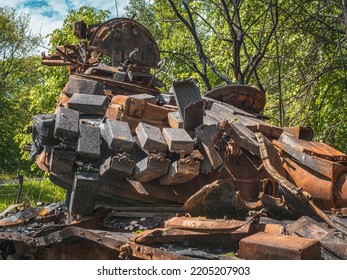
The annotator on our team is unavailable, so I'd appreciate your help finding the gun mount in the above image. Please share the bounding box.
[1,18,347,260]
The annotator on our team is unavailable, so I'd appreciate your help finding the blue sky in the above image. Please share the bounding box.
[0,0,128,53]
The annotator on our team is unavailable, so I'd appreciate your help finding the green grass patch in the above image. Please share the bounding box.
[0,171,17,180]
[0,178,66,212]
[223,251,236,258]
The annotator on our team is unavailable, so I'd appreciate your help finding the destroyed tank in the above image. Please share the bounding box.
[1,18,347,260]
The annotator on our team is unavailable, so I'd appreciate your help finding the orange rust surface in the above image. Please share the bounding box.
[336,172,347,207]
[281,154,334,209]
[238,232,321,260]
[260,224,284,235]
[105,104,120,119]
[55,93,71,108]
[37,152,49,173]
[164,216,251,233]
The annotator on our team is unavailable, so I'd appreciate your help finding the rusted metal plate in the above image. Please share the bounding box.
[172,79,201,120]
[238,232,321,260]
[336,172,347,207]
[279,133,347,161]
[282,126,314,141]
[131,228,249,251]
[164,216,252,233]
[204,85,266,114]
[286,216,347,259]
[0,227,193,260]
[279,152,347,210]
[259,223,284,235]
[196,124,223,170]
[89,18,160,67]
[286,216,330,240]
[183,99,204,131]
[183,179,248,219]
[168,111,183,128]
[274,138,344,180]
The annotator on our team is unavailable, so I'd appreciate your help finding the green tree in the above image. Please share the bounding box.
[0,7,41,174]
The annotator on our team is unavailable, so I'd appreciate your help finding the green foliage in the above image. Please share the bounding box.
[0,178,65,212]
[48,6,110,50]
[0,7,42,174]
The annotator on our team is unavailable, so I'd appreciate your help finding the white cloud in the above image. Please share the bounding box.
[0,0,129,53]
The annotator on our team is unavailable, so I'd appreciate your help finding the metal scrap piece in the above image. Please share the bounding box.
[219,120,259,156]
[167,112,183,128]
[195,124,223,170]
[131,228,248,251]
[184,179,248,219]
[286,216,347,259]
[172,79,202,120]
[237,232,321,260]
[204,85,266,114]
[278,133,347,162]
[255,132,313,214]
[183,100,204,131]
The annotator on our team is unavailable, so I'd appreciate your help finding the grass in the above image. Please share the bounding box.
[0,178,66,212]
[0,171,17,180]
[223,251,237,258]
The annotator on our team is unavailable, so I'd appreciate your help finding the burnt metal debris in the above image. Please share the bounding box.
[1,18,347,260]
